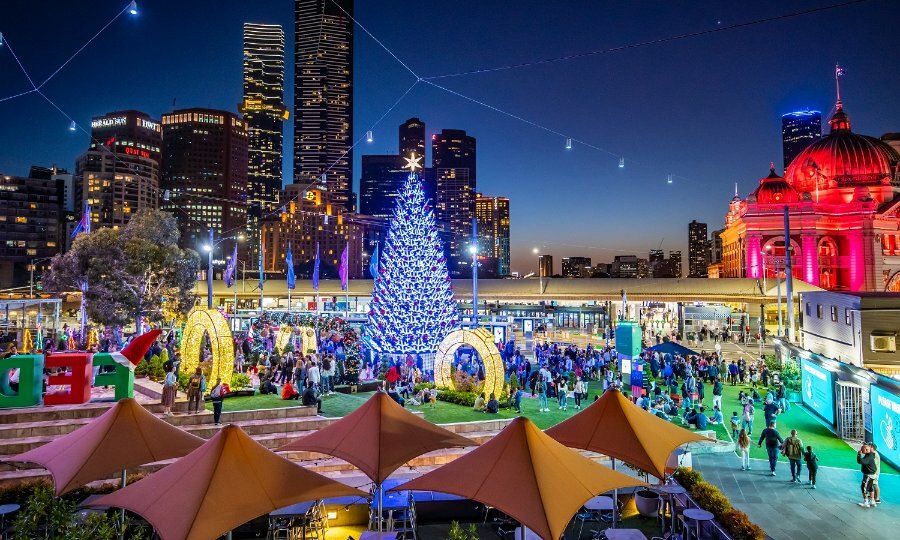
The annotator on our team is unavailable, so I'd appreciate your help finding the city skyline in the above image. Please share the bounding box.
[1,0,898,274]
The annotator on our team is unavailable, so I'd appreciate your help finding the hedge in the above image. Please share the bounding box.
[672,467,765,540]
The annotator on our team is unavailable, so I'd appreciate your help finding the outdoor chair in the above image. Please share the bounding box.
[266,516,293,540]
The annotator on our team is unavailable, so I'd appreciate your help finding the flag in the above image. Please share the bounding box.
[369,241,379,279]
[312,242,320,292]
[339,242,349,291]
[71,201,90,238]
[286,243,296,290]
[258,237,265,291]
[224,243,237,287]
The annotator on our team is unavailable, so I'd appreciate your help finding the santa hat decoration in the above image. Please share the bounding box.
[106,329,163,369]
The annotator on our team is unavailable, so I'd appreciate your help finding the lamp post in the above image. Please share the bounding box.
[533,247,542,295]
[469,243,479,328]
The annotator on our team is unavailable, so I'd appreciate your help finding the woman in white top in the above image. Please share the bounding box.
[573,377,586,410]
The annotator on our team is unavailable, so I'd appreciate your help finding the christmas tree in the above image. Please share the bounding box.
[367,158,458,354]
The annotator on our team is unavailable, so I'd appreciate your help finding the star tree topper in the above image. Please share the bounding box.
[404,152,423,172]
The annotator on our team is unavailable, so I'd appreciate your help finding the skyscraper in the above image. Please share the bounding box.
[688,220,709,278]
[359,155,407,219]
[782,110,821,169]
[242,23,288,253]
[160,109,248,254]
[75,110,161,230]
[668,250,682,278]
[399,117,426,161]
[538,255,553,278]
[294,0,354,211]
[475,193,511,277]
[433,129,477,276]
[562,257,592,278]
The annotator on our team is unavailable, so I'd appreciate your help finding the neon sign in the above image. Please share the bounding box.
[140,118,160,132]
[91,116,127,129]
[124,147,151,159]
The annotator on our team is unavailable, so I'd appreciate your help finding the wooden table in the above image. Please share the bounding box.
[683,508,714,539]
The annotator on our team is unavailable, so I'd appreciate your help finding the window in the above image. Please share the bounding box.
[831,306,838,322]
[817,304,823,319]
[845,308,852,326]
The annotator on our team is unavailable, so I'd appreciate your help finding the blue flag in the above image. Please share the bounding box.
[312,242,320,291]
[71,201,91,238]
[369,242,379,279]
[286,243,296,290]
[224,243,237,287]
[339,243,349,291]
[258,238,265,291]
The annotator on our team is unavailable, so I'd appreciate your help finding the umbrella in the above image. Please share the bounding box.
[546,387,711,481]
[646,341,699,357]
[395,416,645,540]
[88,425,367,540]
[278,391,475,530]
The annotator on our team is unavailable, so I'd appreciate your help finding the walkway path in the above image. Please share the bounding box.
[693,452,898,540]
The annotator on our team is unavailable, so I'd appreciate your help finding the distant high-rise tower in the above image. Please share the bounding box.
[293,0,354,211]
[242,23,287,253]
[538,255,553,278]
[782,110,821,169]
[399,117,426,161]
[688,220,709,278]
[475,193,511,277]
[432,129,477,276]
[359,155,407,219]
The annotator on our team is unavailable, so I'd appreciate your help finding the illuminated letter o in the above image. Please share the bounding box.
[435,327,505,398]
[181,308,235,388]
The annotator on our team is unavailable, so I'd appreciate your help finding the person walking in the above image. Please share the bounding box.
[783,429,804,482]
[573,376,586,410]
[757,422,784,476]
[738,429,751,470]
[712,377,723,411]
[871,442,881,505]
[187,368,203,414]
[804,445,819,488]
[160,363,177,416]
[538,374,549,412]
[857,443,877,507]
[558,377,568,410]
[209,377,225,425]
[742,400,755,436]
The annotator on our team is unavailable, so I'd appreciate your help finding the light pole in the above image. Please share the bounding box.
[202,231,245,310]
[469,244,479,328]
[29,257,52,299]
[533,247,543,295]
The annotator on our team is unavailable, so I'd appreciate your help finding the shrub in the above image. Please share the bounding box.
[508,373,519,391]
[672,466,704,491]
[447,520,479,540]
[689,482,732,517]
[282,343,294,354]
[721,508,766,540]
[453,370,478,393]
[231,373,251,390]
[147,355,165,381]
[176,371,191,393]
[134,358,149,378]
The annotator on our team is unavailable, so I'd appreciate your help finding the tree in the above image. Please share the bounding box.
[366,172,458,354]
[44,210,200,332]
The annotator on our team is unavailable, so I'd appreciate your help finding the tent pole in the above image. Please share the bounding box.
[612,457,617,529]
[378,482,384,532]
[520,522,526,539]
[118,468,127,540]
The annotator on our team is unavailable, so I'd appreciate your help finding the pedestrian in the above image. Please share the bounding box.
[803,445,818,488]
[538,374,549,412]
[573,376,586,409]
[558,377,568,410]
[712,377,723,411]
[160,362,177,416]
[757,422,784,476]
[187,368,203,414]
[783,429,804,482]
[730,411,741,440]
[871,443,881,505]
[738,429,751,470]
[742,400,755,436]
[209,377,225,425]
[303,380,322,412]
[857,443,877,507]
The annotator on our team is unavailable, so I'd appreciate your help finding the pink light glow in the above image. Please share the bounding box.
[848,233,864,291]
[746,237,761,278]
[802,236,818,285]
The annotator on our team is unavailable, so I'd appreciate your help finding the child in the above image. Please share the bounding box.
[730,411,741,440]
[804,445,819,488]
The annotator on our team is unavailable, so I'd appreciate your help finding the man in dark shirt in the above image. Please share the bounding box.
[757,422,784,475]
[857,443,877,507]
[301,381,321,412]
[763,399,781,428]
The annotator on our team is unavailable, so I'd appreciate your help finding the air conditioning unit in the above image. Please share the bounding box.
[870,334,896,352]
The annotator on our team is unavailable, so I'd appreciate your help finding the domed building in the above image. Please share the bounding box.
[720,98,900,292]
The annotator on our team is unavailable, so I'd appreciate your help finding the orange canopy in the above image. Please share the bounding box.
[6,398,203,495]
[394,416,644,540]
[278,391,475,484]
[88,425,367,540]
[545,388,711,480]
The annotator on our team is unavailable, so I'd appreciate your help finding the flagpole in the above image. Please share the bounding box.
[345,242,350,319]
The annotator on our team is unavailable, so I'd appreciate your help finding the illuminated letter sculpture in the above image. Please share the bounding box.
[92,330,162,401]
[275,325,294,353]
[434,327,505,399]
[181,307,235,387]
[43,353,93,406]
[0,355,44,408]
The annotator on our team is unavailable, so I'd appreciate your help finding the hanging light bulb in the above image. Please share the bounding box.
[0,32,4,47]
[68,121,77,132]
[129,1,138,15]
[667,174,673,184]
[565,138,572,150]
[366,130,373,143]
[618,157,625,168]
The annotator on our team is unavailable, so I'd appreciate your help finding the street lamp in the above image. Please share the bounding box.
[469,243,479,327]
[203,229,244,309]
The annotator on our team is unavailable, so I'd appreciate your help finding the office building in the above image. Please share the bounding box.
[668,250,682,278]
[161,108,249,255]
[0,169,64,287]
[432,129,477,275]
[75,110,161,230]
[359,155,407,219]
[782,110,821,169]
[688,220,709,278]
[399,117,426,161]
[241,23,288,254]
[562,257,592,278]
[538,255,553,278]
[475,193,511,277]
[294,0,354,211]
[610,255,649,279]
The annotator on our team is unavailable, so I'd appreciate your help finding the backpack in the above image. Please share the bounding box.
[785,437,802,458]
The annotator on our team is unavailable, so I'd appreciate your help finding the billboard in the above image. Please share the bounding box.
[800,357,835,424]
[871,385,900,469]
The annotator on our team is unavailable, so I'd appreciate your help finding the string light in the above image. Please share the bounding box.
[565,138,572,150]
[619,157,625,168]
[434,327,505,399]
[667,174,674,184]
[68,120,77,131]
[129,1,138,16]
[181,307,235,388]
[366,130,374,143]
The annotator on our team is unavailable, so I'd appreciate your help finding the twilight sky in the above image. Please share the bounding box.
[1,0,898,274]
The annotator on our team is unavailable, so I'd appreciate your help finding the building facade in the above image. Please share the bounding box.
[562,257,592,278]
[720,100,900,292]
[293,0,354,211]
[242,22,288,256]
[432,129,477,276]
[538,255,553,277]
[688,220,709,277]
[782,110,821,170]
[359,155,407,219]
[475,193,511,277]
[75,110,161,230]
[161,109,249,255]
[399,117,426,162]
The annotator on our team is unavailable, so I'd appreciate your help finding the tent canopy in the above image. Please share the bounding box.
[278,391,475,484]
[5,398,203,495]
[394,416,644,540]
[646,341,699,357]
[546,388,711,480]
[89,425,366,540]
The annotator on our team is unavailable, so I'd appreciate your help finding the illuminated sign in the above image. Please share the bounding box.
[871,385,900,468]
[800,358,835,424]
[140,118,160,132]
[123,147,151,159]
[91,116,127,129]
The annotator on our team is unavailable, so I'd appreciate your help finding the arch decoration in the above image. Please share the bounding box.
[181,307,235,387]
[434,327,505,398]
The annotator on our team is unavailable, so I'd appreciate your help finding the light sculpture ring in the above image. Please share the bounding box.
[435,327,505,398]
[275,324,294,353]
[181,307,235,387]
[300,327,318,354]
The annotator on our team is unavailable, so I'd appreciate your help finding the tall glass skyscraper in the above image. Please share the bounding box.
[242,23,287,254]
[782,110,822,169]
[294,0,354,211]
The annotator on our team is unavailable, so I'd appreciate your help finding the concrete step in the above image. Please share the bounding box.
[0,400,191,424]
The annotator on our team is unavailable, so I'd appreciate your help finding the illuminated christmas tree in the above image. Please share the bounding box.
[367,154,458,354]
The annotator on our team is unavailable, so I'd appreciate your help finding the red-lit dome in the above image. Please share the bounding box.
[785,104,899,194]
[753,166,799,204]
